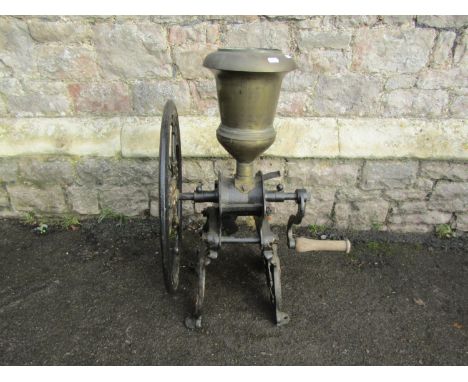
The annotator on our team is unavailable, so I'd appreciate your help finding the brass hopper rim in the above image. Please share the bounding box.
[203,47,297,73]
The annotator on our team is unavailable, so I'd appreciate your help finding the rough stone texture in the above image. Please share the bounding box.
[385,74,417,91]
[456,213,468,231]
[67,186,99,215]
[431,31,457,68]
[0,118,121,157]
[417,16,468,29]
[76,158,158,187]
[417,68,468,90]
[297,30,352,50]
[133,80,191,115]
[18,157,75,185]
[0,17,37,78]
[286,159,360,187]
[298,50,349,74]
[223,22,290,51]
[36,45,99,81]
[94,22,172,79]
[421,161,468,181]
[361,161,419,190]
[7,184,67,213]
[334,200,390,230]
[99,186,149,216]
[173,44,217,79]
[454,30,467,67]
[449,95,468,118]
[429,182,468,212]
[307,74,382,116]
[68,82,131,115]
[0,187,9,207]
[0,156,467,233]
[277,92,307,116]
[352,28,436,73]
[27,20,93,43]
[383,89,449,117]
[0,158,18,182]
[338,118,467,160]
[0,16,467,232]
[0,78,71,117]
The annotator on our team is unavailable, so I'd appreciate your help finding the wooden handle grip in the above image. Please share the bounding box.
[295,237,351,254]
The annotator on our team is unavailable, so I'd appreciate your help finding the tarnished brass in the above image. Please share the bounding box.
[203,48,296,191]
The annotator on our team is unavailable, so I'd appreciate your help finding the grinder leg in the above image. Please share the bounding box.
[263,244,290,326]
[185,246,212,329]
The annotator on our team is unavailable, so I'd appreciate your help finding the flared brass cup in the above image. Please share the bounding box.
[204,48,296,191]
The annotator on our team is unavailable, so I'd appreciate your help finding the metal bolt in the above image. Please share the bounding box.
[276,183,284,192]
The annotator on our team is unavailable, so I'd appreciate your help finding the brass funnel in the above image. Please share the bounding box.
[203,48,296,190]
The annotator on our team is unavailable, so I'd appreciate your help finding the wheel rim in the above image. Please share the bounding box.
[159,100,182,293]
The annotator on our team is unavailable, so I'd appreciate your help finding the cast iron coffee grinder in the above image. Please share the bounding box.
[158,48,351,329]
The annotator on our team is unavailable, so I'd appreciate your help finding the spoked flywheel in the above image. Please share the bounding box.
[159,100,183,293]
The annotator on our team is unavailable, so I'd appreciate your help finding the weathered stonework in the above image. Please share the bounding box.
[0,16,466,233]
[7,184,67,213]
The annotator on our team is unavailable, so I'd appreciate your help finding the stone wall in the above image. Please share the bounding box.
[0,15,467,233]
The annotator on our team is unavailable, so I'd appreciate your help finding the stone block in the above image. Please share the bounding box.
[326,15,382,28]
[454,30,467,67]
[182,160,216,185]
[286,159,360,187]
[383,89,449,117]
[429,181,468,211]
[133,80,191,115]
[449,95,468,118]
[0,17,37,78]
[173,44,216,79]
[421,161,468,181]
[307,74,382,117]
[0,187,9,207]
[27,20,93,43]
[389,210,452,225]
[0,158,18,182]
[456,213,468,231]
[36,45,99,81]
[352,28,436,73]
[334,200,389,230]
[338,118,468,160]
[168,23,219,45]
[388,224,433,234]
[18,158,75,185]
[7,184,67,213]
[417,16,468,28]
[361,160,419,190]
[68,82,131,115]
[94,22,172,79]
[76,158,158,187]
[0,78,71,117]
[385,74,417,91]
[0,117,121,157]
[297,50,349,74]
[297,30,352,50]
[417,68,468,90]
[281,71,318,91]
[223,21,290,51]
[99,186,149,216]
[67,186,99,215]
[277,92,307,117]
[432,31,456,68]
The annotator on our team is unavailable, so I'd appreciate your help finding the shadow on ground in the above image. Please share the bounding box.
[0,218,467,365]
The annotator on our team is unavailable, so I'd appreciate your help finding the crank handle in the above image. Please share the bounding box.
[295,237,351,254]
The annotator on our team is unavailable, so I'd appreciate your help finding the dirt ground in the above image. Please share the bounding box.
[0,217,467,365]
